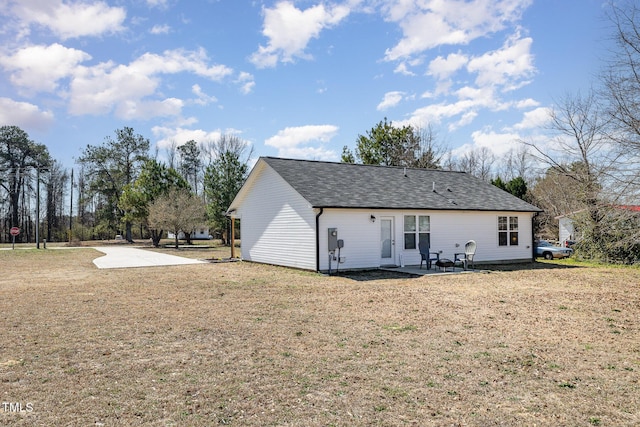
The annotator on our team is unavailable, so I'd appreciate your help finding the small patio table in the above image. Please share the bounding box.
[435,258,455,272]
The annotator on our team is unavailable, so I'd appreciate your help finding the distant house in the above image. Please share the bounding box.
[228,157,542,272]
[556,205,640,244]
[556,211,581,244]
[167,226,211,241]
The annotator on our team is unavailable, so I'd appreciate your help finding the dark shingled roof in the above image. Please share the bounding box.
[262,157,541,212]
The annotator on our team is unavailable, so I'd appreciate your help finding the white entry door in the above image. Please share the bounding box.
[380,217,395,266]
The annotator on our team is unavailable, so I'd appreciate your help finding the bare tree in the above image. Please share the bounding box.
[412,124,446,169]
[523,90,640,260]
[177,140,202,196]
[456,146,496,181]
[148,188,206,249]
[604,0,640,148]
[602,0,640,199]
[165,140,178,170]
[45,160,68,242]
[202,134,253,243]
[529,165,589,239]
[523,91,620,207]
[498,145,534,183]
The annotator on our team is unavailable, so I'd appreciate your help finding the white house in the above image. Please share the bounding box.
[556,213,578,244]
[167,226,211,240]
[556,205,640,244]
[228,157,542,272]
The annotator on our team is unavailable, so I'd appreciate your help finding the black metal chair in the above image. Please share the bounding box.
[454,240,477,270]
[419,240,439,270]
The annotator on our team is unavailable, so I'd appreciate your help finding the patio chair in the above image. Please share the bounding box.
[419,240,439,270]
[454,240,477,271]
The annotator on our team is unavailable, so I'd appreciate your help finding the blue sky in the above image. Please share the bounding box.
[0,0,612,168]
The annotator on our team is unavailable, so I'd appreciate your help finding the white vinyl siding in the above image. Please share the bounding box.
[234,164,316,270]
[320,210,534,271]
[399,211,534,266]
[317,210,381,271]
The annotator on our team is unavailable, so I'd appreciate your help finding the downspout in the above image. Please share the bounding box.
[315,208,324,272]
[532,212,538,261]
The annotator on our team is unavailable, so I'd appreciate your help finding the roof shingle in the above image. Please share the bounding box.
[262,157,541,212]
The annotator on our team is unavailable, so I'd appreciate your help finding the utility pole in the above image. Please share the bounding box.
[36,168,40,249]
[69,168,73,242]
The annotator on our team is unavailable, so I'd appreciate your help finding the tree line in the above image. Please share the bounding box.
[0,125,251,248]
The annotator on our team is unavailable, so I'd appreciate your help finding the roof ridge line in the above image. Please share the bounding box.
[261,156,461,173]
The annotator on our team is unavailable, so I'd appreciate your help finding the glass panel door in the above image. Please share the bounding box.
[380,217,394,265]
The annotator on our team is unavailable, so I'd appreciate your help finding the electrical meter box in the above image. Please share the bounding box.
[328,228,338,252]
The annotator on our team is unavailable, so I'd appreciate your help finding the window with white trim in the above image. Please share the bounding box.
[498,216,519,246]
[404,215,430,249]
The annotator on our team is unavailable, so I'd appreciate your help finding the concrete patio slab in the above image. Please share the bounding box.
[92,246,206,269]
[380,265,483,276]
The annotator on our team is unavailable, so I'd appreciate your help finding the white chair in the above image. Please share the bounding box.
[454,240,476,270]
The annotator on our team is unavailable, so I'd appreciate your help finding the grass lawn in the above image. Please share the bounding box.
[0,248,639,426]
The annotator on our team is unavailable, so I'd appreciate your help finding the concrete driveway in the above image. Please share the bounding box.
[92,246,206,269]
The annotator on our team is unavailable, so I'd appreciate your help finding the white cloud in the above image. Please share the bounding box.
[452,111,478,130]
[69,61,160,116]
[514,98,540,109]
[250,1,351,68]
[427,52,468,80]
[0,97,54,131]
[0,43,91,94]
[146,0,169,8]
[8,0,126,40]
[150,24,171,35]
[403,91,499,132]
[449,129,521,159]
[406,100,476,125]
[115,98,184,120]
[512,107,550,130]
[67,48,233,118]
[394,62,415,76]
[235,72,255,95]
[383,0,532,61]
[467,33,535,91]
[469,129,521,156]
[0,42,236,121]
[128,48,233,80]
[152,126,225,149]
[265,124,339,159]
[377,91,404,111]
[403,32,536,133]
[191,84,218,106]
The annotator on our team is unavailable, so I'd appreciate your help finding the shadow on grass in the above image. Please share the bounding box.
[485,261,586,272]
[332,269,421,281]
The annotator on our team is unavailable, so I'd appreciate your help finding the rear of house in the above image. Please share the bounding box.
[229,157,541,272]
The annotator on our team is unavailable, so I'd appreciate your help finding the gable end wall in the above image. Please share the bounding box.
[235,165,316,270]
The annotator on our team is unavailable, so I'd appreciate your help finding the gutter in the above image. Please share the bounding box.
[315,207,324,272]
[532,211,538,261]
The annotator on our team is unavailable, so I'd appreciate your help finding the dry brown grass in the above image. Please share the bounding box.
[0,248,639,426]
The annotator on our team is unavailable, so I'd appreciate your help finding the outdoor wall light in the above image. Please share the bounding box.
[370,215,376,222]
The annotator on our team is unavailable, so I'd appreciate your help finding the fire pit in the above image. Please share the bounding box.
[435,258,455,272]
